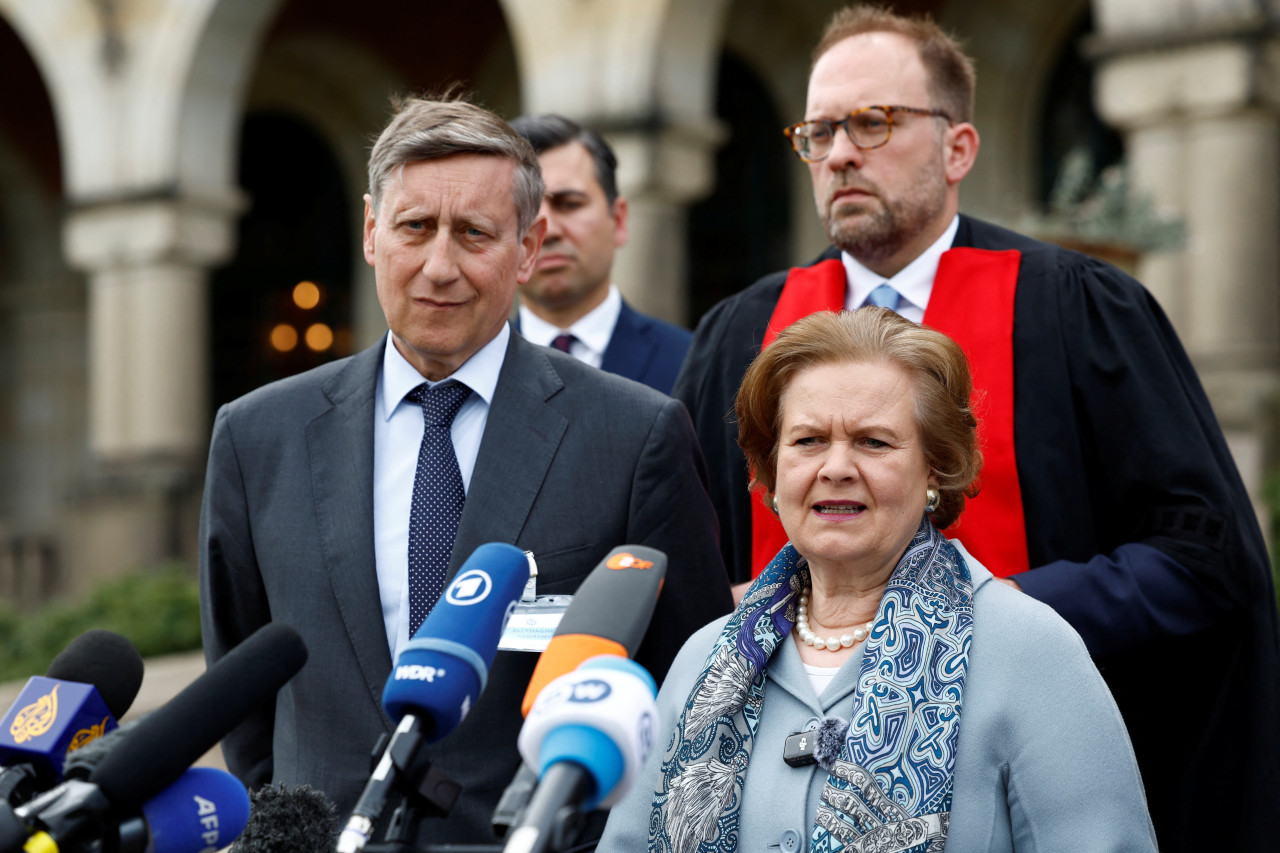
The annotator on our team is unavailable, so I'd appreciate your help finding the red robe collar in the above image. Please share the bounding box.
[750,249,1028,577]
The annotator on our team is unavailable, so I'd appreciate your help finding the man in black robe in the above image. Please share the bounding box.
[675,7,1280,850]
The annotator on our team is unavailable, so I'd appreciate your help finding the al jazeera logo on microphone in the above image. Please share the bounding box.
[9,684,109,751]
[0,675,117,763]
[9,683,59,744]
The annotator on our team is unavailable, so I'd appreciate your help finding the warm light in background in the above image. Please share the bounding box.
[270,324,299,352]
[293,280,322,310]
[305,323,334,352]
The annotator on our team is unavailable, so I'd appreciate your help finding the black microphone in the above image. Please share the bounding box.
[228,782,340,853]
[45,630,145,722]
[337,543,529,853]
[0,630,144,806]
[5,623,306,853]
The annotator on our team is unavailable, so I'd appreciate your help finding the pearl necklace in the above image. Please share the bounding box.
[795,585,874,652]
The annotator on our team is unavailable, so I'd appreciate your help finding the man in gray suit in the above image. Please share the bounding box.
[199,97,731,845]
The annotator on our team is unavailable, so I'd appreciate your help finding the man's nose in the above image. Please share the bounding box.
[540,201,563,241]
[421,236,459,284]
[824,125,865,173]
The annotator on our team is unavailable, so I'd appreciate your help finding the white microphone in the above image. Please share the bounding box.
[505,657,657,853]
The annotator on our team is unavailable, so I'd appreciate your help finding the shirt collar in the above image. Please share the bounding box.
[517,284,621,360]
[843,215,960,312]
[379,323,509,421]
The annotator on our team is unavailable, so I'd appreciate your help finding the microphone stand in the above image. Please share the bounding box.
[364,729,463,853]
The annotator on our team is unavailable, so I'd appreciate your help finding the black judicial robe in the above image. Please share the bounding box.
[673,214,1280,852]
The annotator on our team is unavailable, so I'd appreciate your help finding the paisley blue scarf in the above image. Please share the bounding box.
[649,517,973,853]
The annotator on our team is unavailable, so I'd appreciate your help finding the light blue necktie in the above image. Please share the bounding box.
[866,283,901,311]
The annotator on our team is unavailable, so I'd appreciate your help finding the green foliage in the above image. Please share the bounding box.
[1022,148,1186,254]
[0,564,201,683]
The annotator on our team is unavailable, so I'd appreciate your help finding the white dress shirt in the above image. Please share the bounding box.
[842,215,960,323]
[517,283,622,368]
[372,325,509,659]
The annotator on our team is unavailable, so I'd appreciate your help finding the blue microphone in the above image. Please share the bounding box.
[120,767,251,853]
[338,542,529,853]
[0,630,144,805]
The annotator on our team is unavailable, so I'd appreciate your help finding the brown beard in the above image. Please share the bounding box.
[820,155,948,269]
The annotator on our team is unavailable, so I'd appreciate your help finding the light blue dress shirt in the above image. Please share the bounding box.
[372,324,509,659]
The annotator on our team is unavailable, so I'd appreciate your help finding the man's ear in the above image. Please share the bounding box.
[611,196,630,250]
[516,216,548,285]
[362,195,377,266]
[944,123,979,186]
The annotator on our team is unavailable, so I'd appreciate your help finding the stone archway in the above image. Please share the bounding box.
[0,11,78,602]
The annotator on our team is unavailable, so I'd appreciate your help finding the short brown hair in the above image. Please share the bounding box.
[812,4,976,124]
[367,95,544,236]
[735,308,981,529]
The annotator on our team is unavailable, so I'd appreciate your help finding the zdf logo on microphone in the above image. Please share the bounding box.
[445,569,493,605]
[606,552,654,570]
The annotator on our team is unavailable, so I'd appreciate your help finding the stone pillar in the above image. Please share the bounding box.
[501,0,729,326]
[604,120,723,326]
[1093,8,1280,528]
[60,189,243,584]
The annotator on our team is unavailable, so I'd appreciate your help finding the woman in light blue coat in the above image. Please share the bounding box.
[598,309,1155,852]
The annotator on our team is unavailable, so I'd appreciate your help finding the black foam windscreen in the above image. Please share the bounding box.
[230,782,339,853]
[89,623,307,811]
[45,630,145,720]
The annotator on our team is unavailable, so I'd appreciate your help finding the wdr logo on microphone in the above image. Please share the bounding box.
[445,569,493,606]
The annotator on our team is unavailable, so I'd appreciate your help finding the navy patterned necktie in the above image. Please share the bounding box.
[405,380,472,636]
[551,333,574,353]
[866,283,902,312]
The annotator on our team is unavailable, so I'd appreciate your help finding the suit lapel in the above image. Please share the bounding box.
[451,333,568,573]
[600,300,656,383]
[306,343,394,717]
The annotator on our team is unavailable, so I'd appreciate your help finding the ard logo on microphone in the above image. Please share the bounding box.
[10,684,58,744]
[445,569,494,605]
[606,552,654,571]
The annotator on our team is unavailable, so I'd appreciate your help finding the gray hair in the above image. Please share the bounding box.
[367,97,544,236]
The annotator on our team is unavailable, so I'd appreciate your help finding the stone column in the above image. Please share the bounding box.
[501,0,729,326]
[60,189,242,584]
[1093,8,1280,525]
[604,119,723,326]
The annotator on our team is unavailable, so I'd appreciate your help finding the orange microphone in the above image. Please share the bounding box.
[520,545,667,716]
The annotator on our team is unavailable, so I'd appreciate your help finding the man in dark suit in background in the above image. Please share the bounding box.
[510,113,691,394]
[199,96,730,846]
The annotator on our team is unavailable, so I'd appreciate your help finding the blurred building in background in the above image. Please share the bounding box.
[0,0,1274,601]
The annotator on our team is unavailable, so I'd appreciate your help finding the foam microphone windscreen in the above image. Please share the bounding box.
[45,630,145,721]
[229,782,339,853]
[382,542,529,739]
[521,545,667,715]
[90,623,307,811]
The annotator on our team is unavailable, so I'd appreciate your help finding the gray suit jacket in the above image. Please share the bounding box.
[199,330,731,844]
